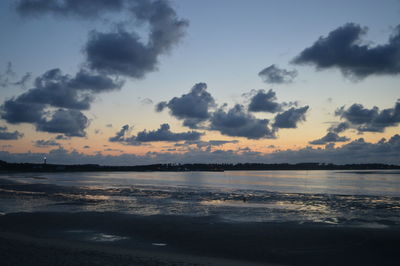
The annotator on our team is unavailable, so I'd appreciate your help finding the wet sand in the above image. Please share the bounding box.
[0,212,399,266]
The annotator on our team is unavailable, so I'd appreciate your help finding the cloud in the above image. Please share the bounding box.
[328,122,350,133]
[2,134,400,165]
[210,104,275,139]
[248,89,281,113]
[175,139,239,149]
[309,132,350,145]
[335,100,400,132]
[258,64,297,84]
[13,72,32,88]
[196,140,239,147]
[0,126,24,140]
[156,83,215,128]
[37,109,89,137]
[135,124,202,142]
[16,0,188,79]
[55,134,70,140]
[0,62,31,89]
[293,23,400,79]
[1,68,121,136]
[109,124,130,142]
[110,123,203,144]
[85,29,158,78]
[10,0,188,139]
[16,0,125,18]
[269,134,400,164]
[273,106,309,128]
[309,121,351,145]
[34,139,60,147]
[1,98,44,124]
[140,97,153,105]
[83,0,188,78]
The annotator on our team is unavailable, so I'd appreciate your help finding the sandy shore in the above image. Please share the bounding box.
[0,212,399,265]
[0,231,269,266]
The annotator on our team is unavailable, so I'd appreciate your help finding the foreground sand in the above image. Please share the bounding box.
[0,212,399,265]
[0,231,269,266]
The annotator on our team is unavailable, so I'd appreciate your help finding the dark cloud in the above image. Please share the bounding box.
[10,0,188,138]
[258,64,297,84]
[83,145,90,149]
[309,132,350,145]
[36,109,89,137]
[0,126,23,140]
[3,68,121,114]
[34,139,60,147]
[328,122,350,134]
[16,0,188,79]
[248,89,281,113]
[1,98,44,124]
[109,124,130,142]
[55,134,70,140]
[84,0,188,78]
[110,123,202,144]
[335,100,400,132]
[105,123,113,128]
[293,23,400,78]
[273,106,309,129]
[156,83,215,128]
[1,69,121,136]
[69,69,124,92]
[16,0,125,18]
[2,134,400,165]
[210,104,275,139]
[85,29,158,78]
[135,124,202,142]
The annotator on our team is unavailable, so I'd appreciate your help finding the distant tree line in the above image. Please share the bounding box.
[0,160,399,172]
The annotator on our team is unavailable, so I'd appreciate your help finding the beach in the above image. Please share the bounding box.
[1,170,400,265]
[1,211,400,265]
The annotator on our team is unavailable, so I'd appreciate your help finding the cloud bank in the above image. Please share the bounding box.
[2,134,400,165]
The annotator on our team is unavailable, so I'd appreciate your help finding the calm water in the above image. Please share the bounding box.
[1,170,400,226]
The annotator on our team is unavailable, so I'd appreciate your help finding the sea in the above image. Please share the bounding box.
[1,170,400,227]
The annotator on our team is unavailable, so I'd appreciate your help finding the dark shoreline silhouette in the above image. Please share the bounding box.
[1,160,399,172]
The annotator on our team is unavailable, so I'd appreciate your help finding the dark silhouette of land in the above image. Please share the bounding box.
[0,160,399,172]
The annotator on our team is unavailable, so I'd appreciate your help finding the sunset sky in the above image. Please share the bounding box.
[0,0,400,165]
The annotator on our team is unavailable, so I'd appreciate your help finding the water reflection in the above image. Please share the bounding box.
[1,170,400,226]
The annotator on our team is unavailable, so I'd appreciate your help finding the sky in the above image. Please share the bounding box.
[0,0,400,165]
